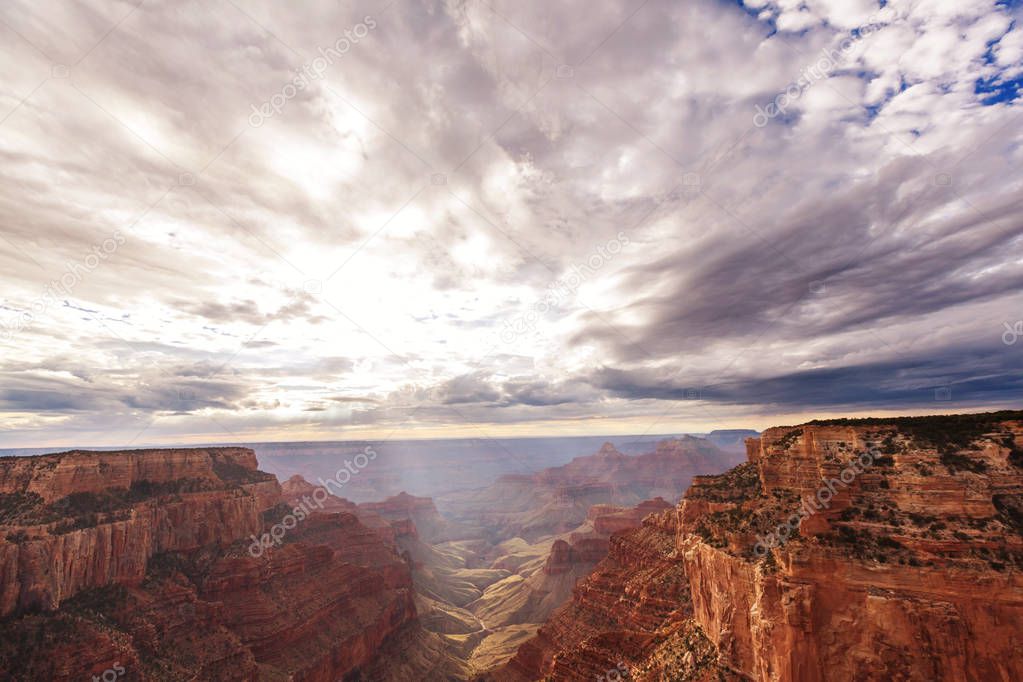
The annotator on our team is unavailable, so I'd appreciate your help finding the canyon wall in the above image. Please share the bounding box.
[678,413,1023,681]
[491,510,736,681]
[0,448,279,617]
[0,448,418,681]
[489,411,1023,682]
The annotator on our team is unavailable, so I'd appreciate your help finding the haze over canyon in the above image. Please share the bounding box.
[1,0,1022,679]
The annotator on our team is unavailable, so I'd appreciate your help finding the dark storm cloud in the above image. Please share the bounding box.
[0,365,254,415]
[591,344,1023,409]
[575,154,1023,363]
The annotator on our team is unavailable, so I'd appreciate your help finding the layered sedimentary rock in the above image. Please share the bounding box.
[278,473,402,543]
[0,447,266,502]
[491,510,735,681]
[678,412,1023,682]
[471,501,669,629]
[589,498,672,536]
[198,511,416,680]
[0,448,278,617]
[542,538,606,576]
[280,473,358,513]
[489,411,1023,682]
[0,448,418,681]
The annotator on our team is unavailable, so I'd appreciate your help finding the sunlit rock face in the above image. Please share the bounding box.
[679,413,1023,682]
[490,411,1023,682]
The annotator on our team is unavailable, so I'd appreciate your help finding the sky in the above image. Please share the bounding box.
[0,0,1021,448]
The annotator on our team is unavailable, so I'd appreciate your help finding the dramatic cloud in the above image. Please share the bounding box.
[0,0,1020,447]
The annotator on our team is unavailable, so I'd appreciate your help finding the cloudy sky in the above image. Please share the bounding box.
[0,0,1021,448]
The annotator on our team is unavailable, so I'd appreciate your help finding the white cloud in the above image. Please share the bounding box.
[0,0,1019,447]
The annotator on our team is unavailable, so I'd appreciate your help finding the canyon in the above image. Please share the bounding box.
[490,410,1023,681]
[2,411,1020,680]
[0,447,416,680]
[0,435,733,680]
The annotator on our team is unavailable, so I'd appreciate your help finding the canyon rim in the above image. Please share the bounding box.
[2,0,1022,679]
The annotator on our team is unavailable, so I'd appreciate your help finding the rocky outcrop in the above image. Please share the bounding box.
[0,447,265,503]
[589,498,672,535]
[677,412,1023,682]
[280,474,358,513]
[0,448,279,617]
[542,499,672,576]
[277,473,403,543]
[0,448,419,681]
[543,538,607,576]
[488,411,1023,682]
[705,429,761,453]
[490,510,736,681]
[198,511,416,680]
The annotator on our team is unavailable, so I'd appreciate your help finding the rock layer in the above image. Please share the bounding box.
[679,413,1023,682]
[491,510,735,681]
[0,447,418,681]
[489,411,1023,682]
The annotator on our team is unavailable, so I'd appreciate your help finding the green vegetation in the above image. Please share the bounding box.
[775,428,803,449]
[0,492,50,526]
[46,478,221,533]
[2,478,223,534]
[993,494,1023,534]
[878,433,902,455]
[1004,435,1023,468]
[212,458,275,484]
[811,411,1021,455]
[0,613,81,679]
[144,551,198,586]
[913,462,934,476]
[812,412,1023,474]
[686,462,762,502]
[825,525,906,563]
[262,502,292,526]
[61,583,128,617]
[908,512,936,526]
[939,451,988,474]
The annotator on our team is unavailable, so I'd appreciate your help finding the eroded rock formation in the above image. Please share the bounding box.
[489,411,1023,682]
[679,412,1023,681]
[0,448,417,681]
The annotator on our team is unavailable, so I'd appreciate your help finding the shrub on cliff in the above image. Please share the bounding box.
[0,492,50,526]
[212,458,275,484]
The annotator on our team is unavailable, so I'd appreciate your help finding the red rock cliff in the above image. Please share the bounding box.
[0,447,279,617]
[492,510,736,681]
[488,410,1023,682]
[678,412,1023,681]
[0,447,418,681]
